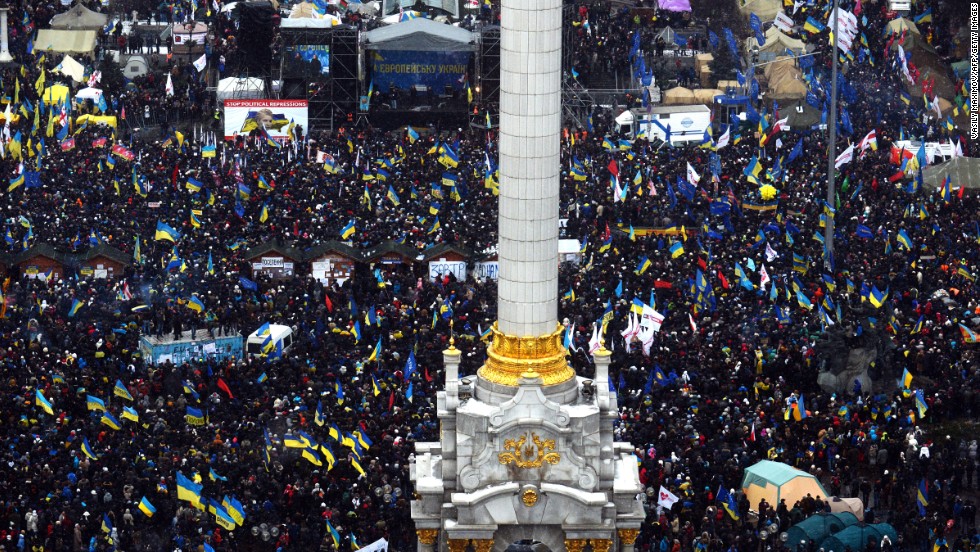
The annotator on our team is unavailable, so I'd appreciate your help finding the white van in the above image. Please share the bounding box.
[246,324,294,358]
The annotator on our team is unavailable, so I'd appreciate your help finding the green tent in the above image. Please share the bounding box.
[822,523,898,552]
[785,512,859,551]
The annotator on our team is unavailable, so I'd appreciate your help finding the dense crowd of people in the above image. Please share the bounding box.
[0,0,977,551]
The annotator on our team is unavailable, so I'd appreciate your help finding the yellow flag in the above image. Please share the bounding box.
[35,70,45,92]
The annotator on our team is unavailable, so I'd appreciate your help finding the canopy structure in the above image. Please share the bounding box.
[885,17,920,36]
[741,461,830,511]
[361,18,476,52]
[34,29,97,54]
[49,2,109,30]
[747,27,805,59]
[663,86,696,105]
[74,87,104,103]
[693,89,724,104]
[822,524,898,552]
[281,14,342,27]
[765,56,807,101]
[827,497,864,521]
[785,512,859,552]
[42,85,71,105]
[216,77,266,102]
[53,55,87,83]
[781,100,822,128]
[738,0,782,22]
[922,156,980,190]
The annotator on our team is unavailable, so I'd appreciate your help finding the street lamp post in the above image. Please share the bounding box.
[824,0,840,266]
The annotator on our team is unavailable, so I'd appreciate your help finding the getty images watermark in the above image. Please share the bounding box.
[972,3,979,140]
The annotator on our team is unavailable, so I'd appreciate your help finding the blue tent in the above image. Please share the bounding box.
[822,524,898,552]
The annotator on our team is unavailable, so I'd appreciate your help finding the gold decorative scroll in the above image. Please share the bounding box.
[564,539,588,552]
[447,539,470,552]
[591,539,613,552]
[498,433,560,469]
[618,529,641,546]
[472,540,494,552]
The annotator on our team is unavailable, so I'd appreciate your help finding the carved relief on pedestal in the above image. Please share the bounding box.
[618,529,641,546]
[416,529,439,545]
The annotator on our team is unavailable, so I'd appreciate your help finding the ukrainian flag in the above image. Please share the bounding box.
[186,406,206,426]
[154,221,181,242]
[326,519,342,548]
[669,242,684,258]
[351,321,362,343]
[35,389,54,415]
[796,291,813,310]
[441,172,458,187]
[114,380,133,401]
[223,497,246,525]
[283,434,307,448]
[636,256,652,275]
[917,479,928,515]
[138,497,156,517]
[69,299,84,317]
[186,296,205,313]
[341,220,356,240]
[87,395,106,412]
[101,411,122,431]
[355,431,373,450]
[259,203,270,224]
[302,447,323,466]
[406,126,419,143]
[7,172,24,192]
[121,406,139,422]
[328,423,342,442]
[176,472,203,504]
[81,437,99,460]
[185,177,203,193]
[803,16,825,33]
[868,286,888,308]
[367,337,382,362]
[896,229,913,251]
[321,444,336,469]
[213,504,237,530]
[351,457,366,476]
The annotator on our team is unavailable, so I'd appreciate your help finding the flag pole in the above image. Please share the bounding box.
[825,0,839,267]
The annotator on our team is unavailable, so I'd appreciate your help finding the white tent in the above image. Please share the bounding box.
[122,55,150,79]
[53,55,87,83]
[34,29,97,54]
[216,77,266,102]
[74,87,104,103]
[49,2,109,31]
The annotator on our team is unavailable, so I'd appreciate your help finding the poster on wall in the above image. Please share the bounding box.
[223,99,309,141]
[370,50,469,93]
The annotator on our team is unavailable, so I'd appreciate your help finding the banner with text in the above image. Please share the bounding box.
[370,50,470,93]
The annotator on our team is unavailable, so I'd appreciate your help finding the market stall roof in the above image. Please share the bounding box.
[738,0,782,22]
[361,17,476,51]
[747,27,805,55]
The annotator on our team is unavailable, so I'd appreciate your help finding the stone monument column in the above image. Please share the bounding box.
[0,7,14,63]
[479,0,574,391]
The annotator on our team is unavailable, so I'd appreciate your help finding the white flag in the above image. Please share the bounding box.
[658,486,680,510]
[636,305,664,356]
[687,162,701,185]
[165,73,174,97]
[620,313,637,353]
[759,264,770,288]
[765,241,778,262]
[192,53,208,73]
[834,144,854,169]
[715,127,730,149]
[588,324,601,356]
[688,313,698,333]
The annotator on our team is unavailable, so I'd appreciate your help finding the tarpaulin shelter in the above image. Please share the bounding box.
[922,156,980,190]
[49,2,109,30]
[827,497,865,521]
[75,114,117,128]
[764,56,807,101]
[663,86,696,105]
[741,461,830,510]
[53,55,87,83]
[785,512,859,551]
[822,524,898,552]
[74,87,104,104]
[34,29,98,54]
[693,89,724,105]
[746,27,805,60]
[361,17,476,52]
[738,0,782,22]
[42,85,71,105]
[885,17,920,36]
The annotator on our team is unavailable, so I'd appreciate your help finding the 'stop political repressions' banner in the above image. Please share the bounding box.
[223,100,309,141]
[370,50,470,94]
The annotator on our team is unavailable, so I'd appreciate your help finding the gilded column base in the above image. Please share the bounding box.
[478,322,574,386]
